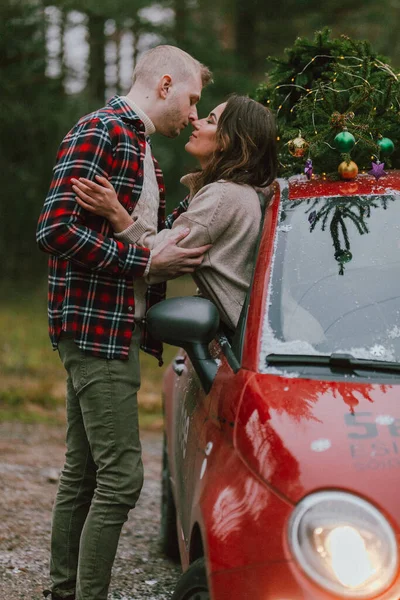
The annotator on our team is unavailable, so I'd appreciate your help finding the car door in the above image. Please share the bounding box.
[170,348,210,535]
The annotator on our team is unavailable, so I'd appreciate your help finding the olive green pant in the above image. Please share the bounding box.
[50,327,143,600]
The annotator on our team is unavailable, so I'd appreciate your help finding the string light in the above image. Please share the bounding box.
[298,54,363,76]
[276,92,291,116]
[274,83,309,92]
[339,68,374,88]
[374,58,399,81]
[311,89,320,138]
[322,84,365,94]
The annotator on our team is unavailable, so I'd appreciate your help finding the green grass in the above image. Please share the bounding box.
[0,277,196,425]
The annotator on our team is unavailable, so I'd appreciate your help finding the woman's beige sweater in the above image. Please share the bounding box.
[116,175,263,330]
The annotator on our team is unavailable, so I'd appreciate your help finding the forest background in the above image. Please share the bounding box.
[2,0,400,421]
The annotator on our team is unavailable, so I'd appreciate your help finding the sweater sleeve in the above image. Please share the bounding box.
[157,183,229,246]
[142,184,230,284]
[116,183,228,249]
[114,215,156,248]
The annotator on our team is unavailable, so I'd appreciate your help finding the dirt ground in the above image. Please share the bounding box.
[0,422,181,599]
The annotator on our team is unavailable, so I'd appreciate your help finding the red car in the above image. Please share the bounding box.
[147,172,400,600]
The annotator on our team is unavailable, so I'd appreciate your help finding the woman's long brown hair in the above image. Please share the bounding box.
[193,95,277,194]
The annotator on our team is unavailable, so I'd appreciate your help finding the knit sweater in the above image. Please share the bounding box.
[116,173,265,330]
[118,96,159,319]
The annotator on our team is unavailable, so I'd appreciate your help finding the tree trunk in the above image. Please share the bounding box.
[115,27,122,94]
[174,0,187,48]
[235,0,257,71]
[87,11,106,104]
[132,17,140,68]
[59,7,67,88]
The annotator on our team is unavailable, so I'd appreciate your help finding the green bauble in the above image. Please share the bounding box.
[334,130,356,152]
[377,137,395,156]
[335,250,353,263]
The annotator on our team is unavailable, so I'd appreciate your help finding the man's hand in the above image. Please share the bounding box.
[149,227,211,281]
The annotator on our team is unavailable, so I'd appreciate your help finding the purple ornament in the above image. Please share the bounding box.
[369,161,387,180]
[304,158,313,180]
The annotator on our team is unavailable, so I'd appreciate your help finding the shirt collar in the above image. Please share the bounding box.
[120,96,156,135]
[106,95,144,130]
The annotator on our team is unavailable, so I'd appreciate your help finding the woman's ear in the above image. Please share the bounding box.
[158,74,172,99]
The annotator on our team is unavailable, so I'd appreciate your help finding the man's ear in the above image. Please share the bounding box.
[158,74,172,99]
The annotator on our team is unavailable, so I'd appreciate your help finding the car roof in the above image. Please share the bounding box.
[287,169,400,200]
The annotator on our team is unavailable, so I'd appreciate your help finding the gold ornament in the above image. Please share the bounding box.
[338,160,358,180]
[288,131,309,158]
[330,111,355,128]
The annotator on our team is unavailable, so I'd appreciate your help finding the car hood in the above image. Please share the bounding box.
[235,372,400,516]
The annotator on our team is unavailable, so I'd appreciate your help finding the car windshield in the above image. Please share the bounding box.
[261,188,400,369]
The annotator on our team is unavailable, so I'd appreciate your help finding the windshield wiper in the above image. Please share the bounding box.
[265,352,400,374]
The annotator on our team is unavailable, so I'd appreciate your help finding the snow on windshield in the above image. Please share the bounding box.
[259,184,400,373]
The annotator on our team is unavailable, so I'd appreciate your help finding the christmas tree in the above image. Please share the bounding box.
[255,28,400,179]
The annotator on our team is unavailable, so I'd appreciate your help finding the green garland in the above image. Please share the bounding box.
[254,28,400,178]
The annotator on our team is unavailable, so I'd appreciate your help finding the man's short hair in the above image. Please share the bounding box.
[132,45,213,88]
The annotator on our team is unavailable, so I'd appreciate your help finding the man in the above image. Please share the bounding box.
[36,45,212,600]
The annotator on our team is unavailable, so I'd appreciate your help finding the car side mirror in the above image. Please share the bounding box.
[146,297,220,393]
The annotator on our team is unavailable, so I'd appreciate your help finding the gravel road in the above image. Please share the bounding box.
[0,422,181,599]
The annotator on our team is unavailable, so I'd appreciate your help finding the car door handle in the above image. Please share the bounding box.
[173,356,186,376]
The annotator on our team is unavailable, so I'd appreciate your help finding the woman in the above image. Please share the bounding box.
[72,95,277,331]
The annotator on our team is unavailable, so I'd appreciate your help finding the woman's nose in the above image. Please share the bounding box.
[191,118,201,130]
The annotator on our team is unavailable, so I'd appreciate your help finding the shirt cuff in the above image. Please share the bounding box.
[114,216,150,244]
[144,251,152,277]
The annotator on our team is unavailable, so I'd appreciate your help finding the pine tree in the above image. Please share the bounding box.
[255,28,400,178]
[0,0,81,279]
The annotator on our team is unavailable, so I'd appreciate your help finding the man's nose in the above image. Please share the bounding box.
[189,106,198,122]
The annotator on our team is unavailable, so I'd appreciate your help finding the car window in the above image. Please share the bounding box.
[261,192,400,368]
[231,192,270,361]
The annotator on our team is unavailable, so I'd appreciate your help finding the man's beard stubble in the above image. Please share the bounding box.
[160,99,183,138]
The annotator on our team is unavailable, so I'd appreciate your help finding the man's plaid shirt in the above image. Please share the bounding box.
[37,96,175,362]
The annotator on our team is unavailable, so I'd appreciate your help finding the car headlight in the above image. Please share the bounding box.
[288,491,398,597]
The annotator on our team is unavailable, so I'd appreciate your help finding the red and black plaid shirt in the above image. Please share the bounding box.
[36,96,168,361]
